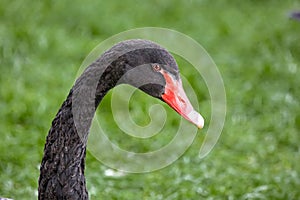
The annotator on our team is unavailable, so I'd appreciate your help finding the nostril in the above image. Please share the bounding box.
[178,96,185,104]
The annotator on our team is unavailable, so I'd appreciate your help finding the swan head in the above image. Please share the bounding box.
[113,39,205,129]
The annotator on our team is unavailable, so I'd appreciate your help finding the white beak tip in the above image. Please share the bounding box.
[188,110,205,129]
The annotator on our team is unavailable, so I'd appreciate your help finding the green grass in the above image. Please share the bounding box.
[1,0,300,199]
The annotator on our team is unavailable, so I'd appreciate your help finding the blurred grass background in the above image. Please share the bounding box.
[1,0,300,199]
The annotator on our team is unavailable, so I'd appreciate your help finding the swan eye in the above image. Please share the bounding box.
[152,64,161,72]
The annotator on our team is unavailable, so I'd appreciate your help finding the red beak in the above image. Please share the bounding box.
[161,70,204,129]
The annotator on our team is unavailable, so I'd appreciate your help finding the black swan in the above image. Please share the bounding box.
[38,39,204,199]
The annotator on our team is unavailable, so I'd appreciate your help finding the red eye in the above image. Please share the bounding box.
[153,64,161,71]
